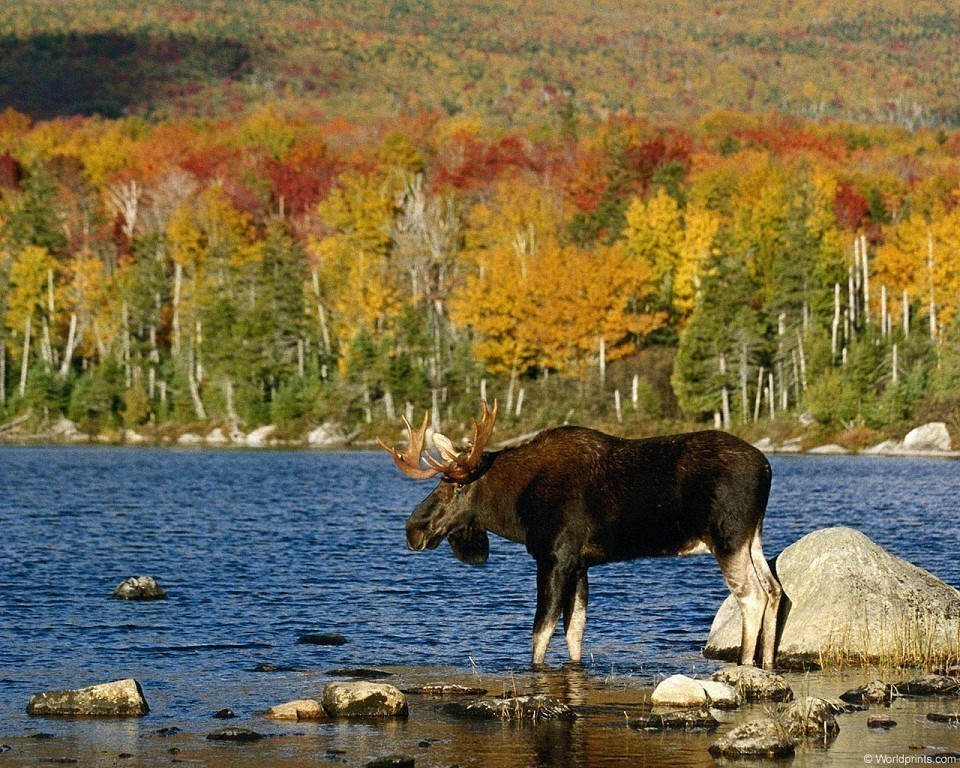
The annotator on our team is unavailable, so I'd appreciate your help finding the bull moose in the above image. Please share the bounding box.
[379,400,781,669]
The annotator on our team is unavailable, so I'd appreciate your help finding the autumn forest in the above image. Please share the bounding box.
[1,1,959,445]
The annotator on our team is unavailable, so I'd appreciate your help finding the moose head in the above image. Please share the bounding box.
[378,400,499,564]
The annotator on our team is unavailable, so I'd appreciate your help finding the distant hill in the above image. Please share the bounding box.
[1,0,958,128]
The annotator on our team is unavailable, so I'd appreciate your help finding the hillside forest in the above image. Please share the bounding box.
[1,102,960,446]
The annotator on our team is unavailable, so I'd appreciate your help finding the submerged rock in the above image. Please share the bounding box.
[633,708,719,730]
[894,674,960,696]
[206,728,264,742]
[27,679,149,717]
[212,708,236,719]
[840,680,896,704]
[708,719,796,759]
[443,695,575,722]
[366,756,415,768]
[326,667,393,679]
[401,684,488,696]
[710,666,793,702]
[868,716,897,729]
[321,682,408,718]
[113,576,166,601]
[927,712,960,723]
[298,633,347,646]
[706,527,960,667]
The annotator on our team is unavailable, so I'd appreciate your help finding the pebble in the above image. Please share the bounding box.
[212,708,236,719]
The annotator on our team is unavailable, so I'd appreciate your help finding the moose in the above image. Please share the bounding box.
[379,400,782,669]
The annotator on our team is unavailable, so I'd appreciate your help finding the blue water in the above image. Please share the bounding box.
[0,447,958,730]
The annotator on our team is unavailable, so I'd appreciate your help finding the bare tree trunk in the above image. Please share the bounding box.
[861,233,870,324]
[506,366,517,414]
[225,378,238,424]
[297,338,305,378]
[430,388,440,431]
[753,366,764,422]
[383,388,396,422]
[880,284,888,337]
[58,313,77,378]
[892,344,899,384]
[632,374,639,410]
[0,340,6,407]
[614,389,622,424]
[795,330,807,391]
[195,320,203,383]
[122,301,131,388]
[480,378,487,403]
[19,315,31,398]
[311,269,332,354]
[927,230,937,341]
[172,262,183,356]
[902,290,910,337]
[832,283,840,360]
[768,372,775,419]
[739,343,748,423]
[40,316,52,371]
[187,370,206,419]
[516,387,525,418]
[719,354,730,429]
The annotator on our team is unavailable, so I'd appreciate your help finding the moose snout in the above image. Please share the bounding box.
[406,520,444,551]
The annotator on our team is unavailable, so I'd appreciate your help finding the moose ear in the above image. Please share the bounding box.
[448,522,489,565]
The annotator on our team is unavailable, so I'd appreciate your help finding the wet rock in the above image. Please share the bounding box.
[28,732,56,739]
[321,682,408,718]
[212,708,236,719]
[808,443,849,454]
[633,708,719,730]
[118,753,133,759]
[443,695,575,722]
[708,719,797,759]
[710,665,793,702]
[840,680,896,704]
[706,527,960,666]
[0,744,10,753]
[894,674,960,696]
[401,684,488,696]
[113,576,166,600]
[155,727,181,737]
[27,679,149,717]
[366,756,415,768]
[868,716,897,729]
[326,667,393,679]
[781,696,841,739]
[298,633,347,646]
[206,727,264,742]
[927,712,960,723]
[903,422,952,452]
[257,699,326,721]
[651,675,739,709]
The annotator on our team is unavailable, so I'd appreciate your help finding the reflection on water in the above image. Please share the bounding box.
[1,447,959,765]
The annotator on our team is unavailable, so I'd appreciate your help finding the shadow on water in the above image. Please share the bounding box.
[0,31,252,119]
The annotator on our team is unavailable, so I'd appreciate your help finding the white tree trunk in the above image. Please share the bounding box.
[58,313,77,378]
[19,315,31,398]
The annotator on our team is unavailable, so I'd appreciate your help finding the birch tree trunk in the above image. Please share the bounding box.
[58,313,77,378]
[0,340,6,407]
[172,262,183,356]
[19,315,31,398]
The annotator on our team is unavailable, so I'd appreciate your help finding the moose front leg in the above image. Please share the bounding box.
[532,556,576,665]
[562,568,588,663]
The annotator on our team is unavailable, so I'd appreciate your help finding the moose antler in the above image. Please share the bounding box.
[377,399,499,482]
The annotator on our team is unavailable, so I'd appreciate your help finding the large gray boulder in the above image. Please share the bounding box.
[27,679,149,717]
[902,422,952,452]
[705,527,960,667]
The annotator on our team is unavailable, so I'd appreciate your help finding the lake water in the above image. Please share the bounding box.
[1,447,958,765]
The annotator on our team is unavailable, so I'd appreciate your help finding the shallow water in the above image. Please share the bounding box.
[1,447,958,764]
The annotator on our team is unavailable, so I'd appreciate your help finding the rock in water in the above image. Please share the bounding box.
[710,666,793,702]
[840,680,896,704]
[894,674,960,696]
[206,728,264,742]
[780,697,841,739]
[633,708,719,730]
[708,719,797,759]
[650,675,739,709]
[27,679,149,717]
[113,576,166,600]
[321,682,408,718]
[442,695,575,722]
[298,633,347,646]
[257,699,326,720]
[400,684,488,696]
[705,527,960,667]
[366,756,415,768]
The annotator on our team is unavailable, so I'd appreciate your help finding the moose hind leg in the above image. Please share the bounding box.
[750,531,782,670]
[562,569,589,663]
[717,540,767,667]
[532,556,575,665]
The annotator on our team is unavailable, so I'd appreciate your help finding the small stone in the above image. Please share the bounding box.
[0,745,10,753]
[708,718,797,759]
[212,708,235,719]
[27,679,149,717]
[710,665,793,702]
[442,695,575,722]
[321,682,408,718]
[868,716,897,729]
[113,576,166,601]
[366,756,415,768]
[254,664,278,672]
[155,727,181,737]
[840,680,895,704]
[894,675,960,696]
[206,728,264,742]
[927,712,960,723]
[298,633,347,646]
[401,684,488,696]
[633,708,719,730]
[258,699,326,721]
[28,733,56,739]
[167,748,180,755]
[118,753,133,759]
[418,740,431,748]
